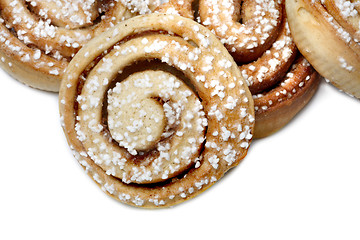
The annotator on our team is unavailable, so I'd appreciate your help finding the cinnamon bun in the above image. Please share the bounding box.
[59,13,255,208]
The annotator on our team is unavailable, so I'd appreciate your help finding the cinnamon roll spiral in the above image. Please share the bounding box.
[157,0,321,138]
[59,13,255,208]
[286,0,360,99]
[0,0,160,91]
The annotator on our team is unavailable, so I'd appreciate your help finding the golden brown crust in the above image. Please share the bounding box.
[0,0,160,91]
[253,56,320,138]
[239,15,297,94]
[0,38,63,91]
[59,13,255,208]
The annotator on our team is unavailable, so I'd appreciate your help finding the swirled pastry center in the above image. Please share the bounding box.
[107,71,178,154]
[76,68,207,184]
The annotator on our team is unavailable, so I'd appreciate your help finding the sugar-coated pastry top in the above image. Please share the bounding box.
[59,13,255,208]
[157,0,321,139]
[0,0,160,91]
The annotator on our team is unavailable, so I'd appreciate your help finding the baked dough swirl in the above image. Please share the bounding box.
[286,0,360,98]
[59,13,255,208]
[159,0,283,63]
[157,0,321,138]
[0,0,160,91]
[253,56,320,138]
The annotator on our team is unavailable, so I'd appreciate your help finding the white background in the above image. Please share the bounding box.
[0,69,359,240]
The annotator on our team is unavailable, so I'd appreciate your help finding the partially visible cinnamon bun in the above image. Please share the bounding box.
[0,0,160,91]
[286,0,360,99]
[157,0,321,137]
